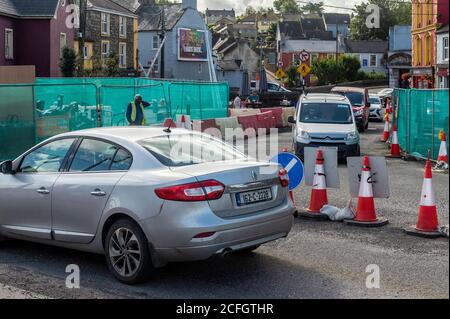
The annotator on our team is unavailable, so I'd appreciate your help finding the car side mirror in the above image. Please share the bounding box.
[288,116,295,124]
[0,160,14,175]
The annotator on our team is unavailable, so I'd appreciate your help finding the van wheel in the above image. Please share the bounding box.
[105,219,155,284]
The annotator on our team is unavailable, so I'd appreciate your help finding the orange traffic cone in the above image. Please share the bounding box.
[387,124,401,158]
[437,131,448,165]
[405,152,442,238]
[381,113,390,142]
[344,156,388,227]
[298,150,329,220]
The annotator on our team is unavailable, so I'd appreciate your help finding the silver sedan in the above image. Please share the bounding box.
[0,127,294,284]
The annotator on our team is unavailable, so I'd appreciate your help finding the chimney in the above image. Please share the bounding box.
[182,0,197,10]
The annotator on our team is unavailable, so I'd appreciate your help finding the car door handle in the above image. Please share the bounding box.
[90,189,106,197]
[36,187,50,195]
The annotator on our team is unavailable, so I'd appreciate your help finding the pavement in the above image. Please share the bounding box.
[0,122,448,299]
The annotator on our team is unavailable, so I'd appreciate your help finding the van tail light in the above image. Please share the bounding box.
[155,180,225,201]
[278,169,289,188]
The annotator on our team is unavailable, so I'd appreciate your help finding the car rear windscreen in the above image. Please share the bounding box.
[138,134,247,167]
[300,103,353,124]
[337,92,364,106]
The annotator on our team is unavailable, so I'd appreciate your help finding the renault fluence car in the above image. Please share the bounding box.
[0,127,294,284]
[289,93,360,160]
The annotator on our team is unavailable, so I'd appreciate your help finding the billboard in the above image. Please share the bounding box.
[178,28,208,61]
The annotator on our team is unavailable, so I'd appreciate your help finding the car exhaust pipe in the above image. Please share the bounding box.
[219,248,232,258]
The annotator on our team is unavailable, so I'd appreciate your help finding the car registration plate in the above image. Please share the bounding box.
[236,188,273,206]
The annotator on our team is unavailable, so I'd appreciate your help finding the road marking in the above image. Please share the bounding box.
[0,283,50,299]
[285,158,297,173]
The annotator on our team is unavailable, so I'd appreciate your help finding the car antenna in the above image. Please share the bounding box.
[163,103,182,133]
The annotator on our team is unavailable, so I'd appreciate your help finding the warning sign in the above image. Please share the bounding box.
[297,63,311,77]
[275,68,286,79]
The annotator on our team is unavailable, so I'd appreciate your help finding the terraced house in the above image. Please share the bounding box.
[74,0,138,73]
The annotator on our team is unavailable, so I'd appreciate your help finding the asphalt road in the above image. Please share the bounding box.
[0,122,448,299]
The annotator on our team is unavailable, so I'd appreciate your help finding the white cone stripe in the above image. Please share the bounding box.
[312,164,326,189]
[420,178,436,206]
[392,131,398,144]
[358,170,373,197]
[384,120,389,132]
[438,141,447,157]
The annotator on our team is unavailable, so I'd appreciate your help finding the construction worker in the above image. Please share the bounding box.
[126,94,151,126]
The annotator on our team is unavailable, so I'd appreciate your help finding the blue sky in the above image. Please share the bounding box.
[197,0,365,15]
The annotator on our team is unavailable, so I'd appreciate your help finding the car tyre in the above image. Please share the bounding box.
[358,125,365,133]
[105,218,155,285]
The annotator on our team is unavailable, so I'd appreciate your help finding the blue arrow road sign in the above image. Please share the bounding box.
[271,152,304,190]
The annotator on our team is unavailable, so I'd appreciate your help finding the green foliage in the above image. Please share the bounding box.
[311,58,345,85]
[59,47,77,77]
[356,70,388,80]
[350,0,411,40]
[339,55,361,82]
[301,1,324,14]
[105,53,120,77]
[273,0,302,15]
[284,65,299,87]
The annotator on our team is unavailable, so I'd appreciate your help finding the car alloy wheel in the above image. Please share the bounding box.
[105,219,154,284]
[109,227,142,278]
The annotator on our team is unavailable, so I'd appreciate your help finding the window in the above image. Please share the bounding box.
[369,54,377,67]
[119,16,127,38]
[69,139,125,172]
[60,33,67,53]
[444,37,449,61]
[299,103,353,125]
[110,148,132,171]
[415,36,422,66]
[152,35,159,50]
[19,138,76,173]
[101,12,110,35]
[5,28,13,59]
[119,43,127,68]
[101,40,110,62]
[83,45,89,59]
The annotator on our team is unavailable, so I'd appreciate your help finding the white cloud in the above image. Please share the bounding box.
[197,0,365,15]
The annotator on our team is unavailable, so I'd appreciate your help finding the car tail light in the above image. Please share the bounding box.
[193,232,216,239]
[155,180,225,201]
[278,169,289,187]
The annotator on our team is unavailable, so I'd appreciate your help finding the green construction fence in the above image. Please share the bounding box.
[0,78,229,161]
[394,88,449,160]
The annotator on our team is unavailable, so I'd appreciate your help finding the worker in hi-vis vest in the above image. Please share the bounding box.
[126,94,151,126]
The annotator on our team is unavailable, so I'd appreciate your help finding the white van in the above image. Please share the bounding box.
[288,93,361,160]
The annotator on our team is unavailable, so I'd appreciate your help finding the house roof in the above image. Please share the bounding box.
[301,14,326,32]
[216,59,240,71]
[0,0,60,18]
[205,8,235,17]
[278,21,303,39]
[284,39,340,53]
[323,13,351,25]
[305,30,333,40]
[137,4,185,31]
[88,0,136,16]
[111,0,140,12]
[240,12,278,23]
[345,39,388,54]
[437,24,449,34]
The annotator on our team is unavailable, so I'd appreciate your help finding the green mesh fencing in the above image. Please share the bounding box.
[395,88,449,160]
[1,78,229,160]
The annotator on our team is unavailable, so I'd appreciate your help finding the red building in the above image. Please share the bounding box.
[0,0,75,77]
[411,0,449,88]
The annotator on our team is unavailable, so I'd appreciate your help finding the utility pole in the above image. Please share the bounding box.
[335,24,339,61]
[78,0,87,75]
[160,9,165,79]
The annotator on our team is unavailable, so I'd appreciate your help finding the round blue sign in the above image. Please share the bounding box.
[271,152,304,190]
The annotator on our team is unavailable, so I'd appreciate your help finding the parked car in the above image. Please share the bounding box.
[289,93,361,160]
[251,81,291,93]
[331,87,370,132]
[0,128,294,284]
[369,94,385,121]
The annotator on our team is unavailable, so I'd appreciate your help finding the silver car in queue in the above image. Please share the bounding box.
[0,127,294,284]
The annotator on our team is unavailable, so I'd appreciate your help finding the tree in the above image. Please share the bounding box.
[339,55,361,82]
[59,47,77,77]
[105,53,120,77]
[273,0,302,15]
[301,1,324,15]
[311,58,345,85]
[350,0,411,40]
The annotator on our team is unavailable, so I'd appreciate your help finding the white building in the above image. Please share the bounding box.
[436,25,449,88]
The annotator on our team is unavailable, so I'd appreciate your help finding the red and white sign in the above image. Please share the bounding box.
[300,50,310,62]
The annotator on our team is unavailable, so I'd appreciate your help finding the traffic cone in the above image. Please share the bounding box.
[344,156,388,227]
[298,149,329,220]
[437,131,448,166]
[381,113,390,142]
[405,152,442,238]
[387,124,401,158]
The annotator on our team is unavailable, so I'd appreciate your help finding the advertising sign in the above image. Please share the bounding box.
[178,28,208,61]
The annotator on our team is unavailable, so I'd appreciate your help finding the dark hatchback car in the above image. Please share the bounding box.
[331,87,370,132]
